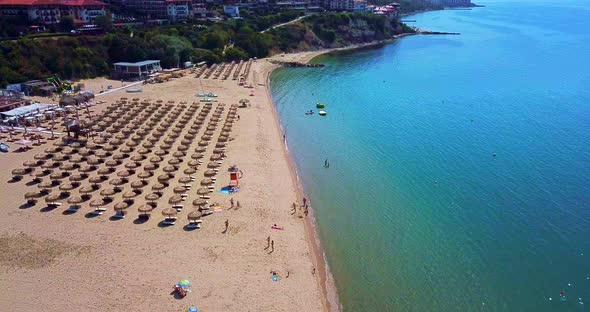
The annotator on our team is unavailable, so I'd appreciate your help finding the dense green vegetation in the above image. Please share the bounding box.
[0,13,413,86]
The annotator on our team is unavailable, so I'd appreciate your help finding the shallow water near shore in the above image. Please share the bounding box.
[270,0,590,311]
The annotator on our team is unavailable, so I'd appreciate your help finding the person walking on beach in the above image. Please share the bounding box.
[291,203,296,215]
[264,236,270,250]
[268,240,274,254]
[230,197,234,208]
[324,159,329,168]
[303,197,307,208]
[223,219,229,233]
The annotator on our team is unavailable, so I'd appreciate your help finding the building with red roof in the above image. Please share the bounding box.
[0,0,107,25]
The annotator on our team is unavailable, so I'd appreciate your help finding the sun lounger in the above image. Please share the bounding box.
[199,195,211,199]
[187,220,202,229]
[173,204,183,210]
[112,212,125,219]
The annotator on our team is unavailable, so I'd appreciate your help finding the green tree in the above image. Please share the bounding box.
[60,16,75,32]
[95,14,113,32]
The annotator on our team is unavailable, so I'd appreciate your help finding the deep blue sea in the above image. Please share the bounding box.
[270,1,590,311]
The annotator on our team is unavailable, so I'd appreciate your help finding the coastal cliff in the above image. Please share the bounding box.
[266,13,414,53]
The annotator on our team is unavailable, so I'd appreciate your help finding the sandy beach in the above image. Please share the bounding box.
[0,52,340,311]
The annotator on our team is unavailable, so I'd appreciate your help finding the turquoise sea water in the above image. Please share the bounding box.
[270,1,590,311]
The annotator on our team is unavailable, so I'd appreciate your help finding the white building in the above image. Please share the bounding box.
[166,0,191,21]
[328,0,368,12]
[223,5,239,18]
[426,0,471,6]
[0,0,107,25]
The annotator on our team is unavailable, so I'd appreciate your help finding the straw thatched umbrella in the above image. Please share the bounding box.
[103,145,117,152]
[24,191,43,204]
[124,162,140,170]
[38,180,54,192]
[177,145,189,152]
[196,187,210,195]
[45,194,61,206]
[195,146,206,153]
[138,204,154,216]
[207,162,220,169]
[23,160,40,169]
[97,167,112,176]
[204,169,217,177]
[178,176,191,186]
[192,198,207,208]
[67,196,84,209]
[121,146,135,153]
[210,154,222,161]
[200,178,213,186]
[50,171,68,181]
[79,165,96,173]
[191,153,203,160]
[145,193,160,205]
[187,210,202,221]
[112,153,127,160]
[89,198,106,211]
[150,156,164,164]
[218,136,229,142]
[34,153,50,160]
[100,188,116,199]
[142,142,154,149]
[123,191,138,199]
[187,160,200,169]
[69,173,87,183]
[41,161,57,169]
[59,183,76,192]
[114,202,129,215]
[11,168,29,179]
[137,148,151,155]
[117,170,133,178]
[105,159,120,168]
[137,171,152,181]
[168,158,181,166]
[162,166,177,173]
[152,183,166,193]
[162,207,177,218]
[183,167,196,178]
[95,150,109,159]
[130,180,144,190]
[157,174,173,183]
[143,164,158,172]
[59,163,77,172]
[168,195,183,205]
[89,176,103,188]
[154,150,167,157]
[172,151,186,158]
[198,141,208,147]
[130,155,145,162]
[33,169,51,178]
[109,178,127,187]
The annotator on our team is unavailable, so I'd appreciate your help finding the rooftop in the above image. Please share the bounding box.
[0,0,107,6]
[113,60,161,67]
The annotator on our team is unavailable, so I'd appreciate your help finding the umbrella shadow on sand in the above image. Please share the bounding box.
[19,202,35,209]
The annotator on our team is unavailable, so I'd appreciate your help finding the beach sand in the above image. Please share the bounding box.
[0,53,338,311]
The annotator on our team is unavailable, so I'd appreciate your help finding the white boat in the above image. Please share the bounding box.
[319,110,327,116]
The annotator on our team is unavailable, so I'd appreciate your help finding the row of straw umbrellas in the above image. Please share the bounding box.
[15,96,240,228]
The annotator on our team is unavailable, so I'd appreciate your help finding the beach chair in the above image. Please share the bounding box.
[208,185,215,191]
[112,211,126,219]
[173,204,184,211]
[163,217,177,226]
[199,195,211,200]
[187,219,202,229]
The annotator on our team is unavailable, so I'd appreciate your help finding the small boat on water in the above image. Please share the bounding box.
[316,102,326,109]
[319,110,327,116]
[305,110,314,115]
[0,143,9,152]
[126,88,143,93]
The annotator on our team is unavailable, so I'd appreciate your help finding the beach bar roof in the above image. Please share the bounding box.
[113,60,162,79]
[1,103,54,119]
